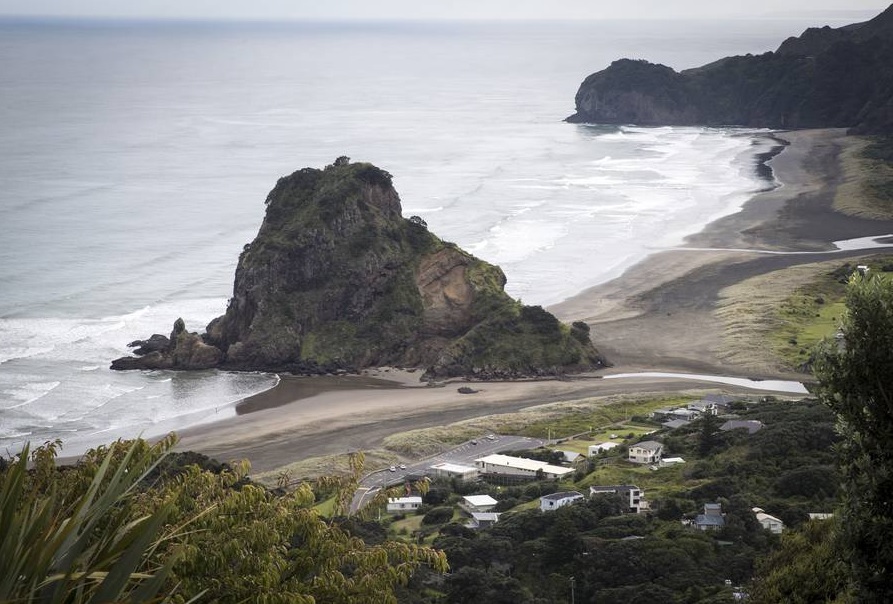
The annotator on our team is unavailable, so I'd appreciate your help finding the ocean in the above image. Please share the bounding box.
[0,16,861,456]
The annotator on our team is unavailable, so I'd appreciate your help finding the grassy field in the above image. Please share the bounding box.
[716,257,893,373]
[835,136,893,220]
[252,449,398,486]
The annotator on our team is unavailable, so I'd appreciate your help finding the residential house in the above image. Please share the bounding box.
[429,462,480,482]
[809,513,834,521]
[628,440,663,464]
[558,450,583,464]
[540,491,584,512]
[468,512,501,529]
[753,508,784,534]
[693,502,726,531]
[386,496,422,513]
[662,419,691,430]
[720,420,764,434]
[687,401,717,415]
[590,485,649,514]
[651,407,677,421]
[474,453,575,480]
[668,408,700,421]
[588,442,620,456]
[460,494,498,514]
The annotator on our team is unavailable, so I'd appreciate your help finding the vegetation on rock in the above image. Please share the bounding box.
[114,158,604,378]
[567,5,893,134]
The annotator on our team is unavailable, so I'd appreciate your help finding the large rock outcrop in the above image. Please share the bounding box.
[113,158,605,379]
[567,4,893,134]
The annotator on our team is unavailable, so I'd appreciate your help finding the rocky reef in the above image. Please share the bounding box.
[112,157,605,379]
[567,4,893,134]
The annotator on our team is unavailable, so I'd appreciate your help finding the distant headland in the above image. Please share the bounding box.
[567,3,893,134]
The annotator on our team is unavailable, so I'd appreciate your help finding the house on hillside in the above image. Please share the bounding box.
[662,419,691,430]
[460,494,498,514]
[557,450,584,464]
[753,508,784,534]
[540,491,584,512]
[628,440,663,464]
[588,442,620,456]
[468,512,501,529]
[693,502,726,531]
[590,485,649,514]
[720,419,764,434]
[387,496,422,513]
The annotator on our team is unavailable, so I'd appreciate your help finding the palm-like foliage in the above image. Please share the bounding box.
[0,437,181,603]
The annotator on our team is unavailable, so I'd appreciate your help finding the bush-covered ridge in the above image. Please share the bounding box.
[113,158,605,378]
[567,4,893,134]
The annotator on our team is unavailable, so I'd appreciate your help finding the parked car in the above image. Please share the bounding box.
[389,466,396,472]
[399,464,407,470]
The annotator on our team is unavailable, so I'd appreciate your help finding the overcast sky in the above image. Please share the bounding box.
[0,0,887,21]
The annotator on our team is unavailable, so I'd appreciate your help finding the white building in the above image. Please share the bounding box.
[540,491,584,512]
[589,485,649,514]
[386,496,422,513]
[468,512,501,529]
[429,462,480,482]
[460,494,499,514]
[474,454,575,480]
[628,441,663,464]
[588,442,620,456]
[753,508,785,534]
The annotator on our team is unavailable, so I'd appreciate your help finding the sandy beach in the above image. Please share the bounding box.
[176,128,893,472]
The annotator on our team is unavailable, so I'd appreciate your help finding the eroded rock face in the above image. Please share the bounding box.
[113,159,605,378]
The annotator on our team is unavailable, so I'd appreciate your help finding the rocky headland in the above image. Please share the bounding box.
[567,4,893,134]
[112,157,604,379]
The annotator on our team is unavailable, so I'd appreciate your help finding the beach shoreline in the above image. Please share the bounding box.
[174,127,893,473]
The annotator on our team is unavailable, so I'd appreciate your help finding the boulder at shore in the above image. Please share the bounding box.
[112,157,605,379]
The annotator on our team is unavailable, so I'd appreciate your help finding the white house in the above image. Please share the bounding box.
[590,485,649,514]
[474,454,575,480]
[460,494,498,514]
[468,512,501,529]
[387,496,423,513]
[429,462,480,482]
[588,442,620,456]
[753,508,784,534]
[628,440,663,464]
[540,491,584,512]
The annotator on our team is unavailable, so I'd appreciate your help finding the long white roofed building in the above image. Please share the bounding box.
[474,454,575,479]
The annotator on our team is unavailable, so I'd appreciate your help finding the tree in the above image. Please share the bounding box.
[1,437,448,604]
[0,437,183,603]
[813,273,893,601]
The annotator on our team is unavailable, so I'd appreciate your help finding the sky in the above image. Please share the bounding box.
[0,0,887,21]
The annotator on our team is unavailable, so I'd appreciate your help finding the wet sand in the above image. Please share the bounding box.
[177,128,893,472]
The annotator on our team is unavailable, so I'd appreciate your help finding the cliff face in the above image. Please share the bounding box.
[113,158,605,379]
[567,4,893,134]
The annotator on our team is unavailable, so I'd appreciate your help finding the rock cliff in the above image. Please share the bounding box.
[567,4,893,134]
[113,158,605,379]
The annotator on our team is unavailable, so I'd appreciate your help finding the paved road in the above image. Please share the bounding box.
[348,434,544,514]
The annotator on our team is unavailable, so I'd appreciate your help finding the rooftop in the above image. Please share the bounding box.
[541,491,584,502]
[463,494,498,507]
[631,440,663,450]
[475,453,575,475]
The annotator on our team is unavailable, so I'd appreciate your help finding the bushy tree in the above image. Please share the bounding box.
[814,274,893,601]
[1,437,448,604]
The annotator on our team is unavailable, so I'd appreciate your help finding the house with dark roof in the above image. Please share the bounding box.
[693,502,726,531]
[720,419,764,434]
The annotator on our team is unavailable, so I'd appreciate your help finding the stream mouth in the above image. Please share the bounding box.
[603,372,809,394]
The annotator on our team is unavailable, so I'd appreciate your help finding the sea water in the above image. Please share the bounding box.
[0,16,861,455]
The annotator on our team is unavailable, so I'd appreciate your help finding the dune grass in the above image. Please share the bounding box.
[835,136,893,220]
